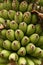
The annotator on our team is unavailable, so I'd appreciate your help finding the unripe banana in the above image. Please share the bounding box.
[26,57,35,65]
[1,29,6,39]
[12,0,19,11]
[30,34,39,44]
[15,12,23,24]
[21,36,30,46]
[27,3,33,12]
[32,47,42,58]
[36,24,42,34]
[0,18,5,24]
[19,22,27,33]
[1,50,11,59]
[12,40,20,51]
[27,24,35,36]
[19,1,28,13]
[6,29,15,41]
[8,10,16,20]
[31,14,38,24]
[37,36,43,46]
[9,53,18,62]
[3,40,11,50]
[3,0,12,10]
[26,43,36,54]
[10,20,18,30]
[23,12,31,24]
[18,57,27,65]
[32,58,42,65]
[17,47,26,56]
[1,10,8,19]
[15,29,24,41]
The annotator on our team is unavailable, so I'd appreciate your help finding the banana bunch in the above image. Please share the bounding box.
[0,0,43,65]
[0,0,43,12]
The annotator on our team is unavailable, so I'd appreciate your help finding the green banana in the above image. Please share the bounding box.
[26,57,35,65]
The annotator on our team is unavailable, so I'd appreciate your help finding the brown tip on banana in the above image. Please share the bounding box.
[9,61,17,65]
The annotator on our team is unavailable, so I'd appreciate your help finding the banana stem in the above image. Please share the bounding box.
[31,10,43,19]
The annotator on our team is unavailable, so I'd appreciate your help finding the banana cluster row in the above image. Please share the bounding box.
[0,0,43,65]
[0,0,43,12]
[0,28,43,45]
[0,10,38,24]
[0,47,42,65]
